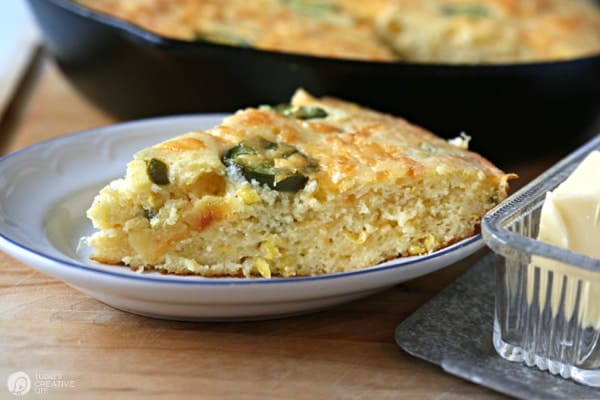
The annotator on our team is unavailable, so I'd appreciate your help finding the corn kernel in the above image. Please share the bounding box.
[408,245,426,256]
[423,233,436,251]
[343,230,367,244]
[148,193,162,209]
[217,245,232,254]
[238,186,261,204]
[254,258,271,278]
[260,239,278,260]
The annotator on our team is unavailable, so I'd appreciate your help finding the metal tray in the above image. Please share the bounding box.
[395,253,600,400]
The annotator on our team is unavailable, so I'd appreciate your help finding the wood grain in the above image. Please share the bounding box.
[1,57,116,155]
[0,55,561,399]
[1,250,508,399]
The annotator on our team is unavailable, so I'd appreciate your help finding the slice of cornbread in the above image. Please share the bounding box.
[86,89,515,277]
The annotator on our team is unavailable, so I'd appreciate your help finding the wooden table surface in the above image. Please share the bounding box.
[0,54,571,399]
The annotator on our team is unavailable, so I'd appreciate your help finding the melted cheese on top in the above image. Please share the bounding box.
[140,89,511,194]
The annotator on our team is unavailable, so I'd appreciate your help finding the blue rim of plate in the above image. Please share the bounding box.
[0,233,482,286]
[0,115,483,286]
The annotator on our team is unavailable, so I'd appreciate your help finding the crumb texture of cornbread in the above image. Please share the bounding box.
[86,89,515,278]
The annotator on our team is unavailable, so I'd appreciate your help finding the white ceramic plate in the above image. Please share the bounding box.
[0,115,484,321]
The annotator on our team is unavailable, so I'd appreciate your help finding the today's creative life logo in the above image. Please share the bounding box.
[6,371,76,396]
[7,371,31,396]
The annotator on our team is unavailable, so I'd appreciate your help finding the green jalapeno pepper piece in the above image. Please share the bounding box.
[146,158,170,185]
[440,4,490,17]
[222,137,317,192]
[272,104,328,120]
[193,31,253,47]
[281,0,338,17]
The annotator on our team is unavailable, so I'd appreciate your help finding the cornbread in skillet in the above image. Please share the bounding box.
[72,0,395,61]
[86,90,515,278]
[376,0,600,64]
[73,0,600,63]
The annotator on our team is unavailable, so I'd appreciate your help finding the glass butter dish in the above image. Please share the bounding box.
[482,134,600,387]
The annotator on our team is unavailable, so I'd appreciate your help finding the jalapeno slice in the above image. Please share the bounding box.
[146,158,170,185]
[440,4,490,17]
[222,137,317,192]
[272,104,328,120]
[193,31,253,48]
[281,0,338,17]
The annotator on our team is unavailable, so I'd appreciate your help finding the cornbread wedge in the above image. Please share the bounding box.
[86,90,515,277]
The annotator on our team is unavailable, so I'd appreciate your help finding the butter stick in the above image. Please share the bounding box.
[528,151,600,327]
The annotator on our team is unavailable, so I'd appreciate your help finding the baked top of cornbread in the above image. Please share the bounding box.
[138,90,508,193]
[376,0,600,64]
[72,0,395,61]
[86,90,515,278]
[73,0,600,63]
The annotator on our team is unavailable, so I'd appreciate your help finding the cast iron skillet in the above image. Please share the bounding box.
[27,0,600,163]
